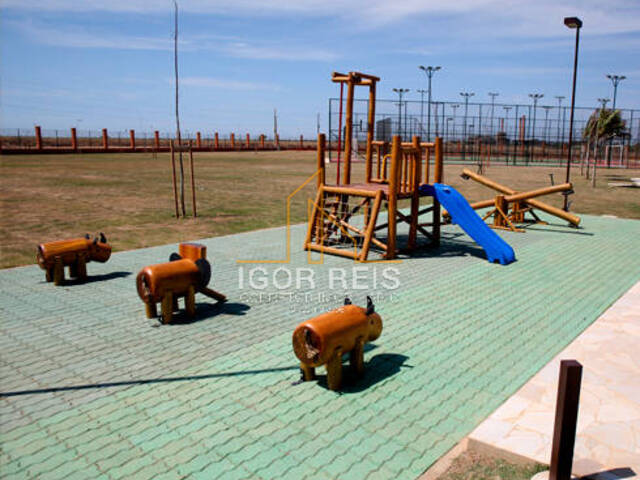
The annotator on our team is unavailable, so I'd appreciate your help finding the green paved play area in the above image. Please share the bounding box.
[1,213,639,479]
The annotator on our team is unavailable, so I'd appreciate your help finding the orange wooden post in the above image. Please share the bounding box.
[35,126,43,150]
[214,132,219,150]
[101,128,108,149]
[230,133,235,149]
[433,137,443,247]
[365,80,377,183]
[71,128,78,150]
[260,134,265,149]
[408,136,422,249]
[196,132,202,148]
[154,130,160,149]
[519,116,526,156]
[246,133,250,149]
[129,129,135,150]
[317,133,326,188]
[434,137,443,183]
[343,75,355,185]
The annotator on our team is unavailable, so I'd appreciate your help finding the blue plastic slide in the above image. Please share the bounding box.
[420,183,516,265]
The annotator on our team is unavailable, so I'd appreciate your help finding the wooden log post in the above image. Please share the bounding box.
[433,137,443,246]
[35,126,43,150]
[365,80,376,183]
[246,133,250,149]
[317,134,326,188]
[408,136,422,250]
[71,127,78,150]
[549,360,583,480]
[154,130,160,149]
[230,133,235,149]
[129,129,136,150]
[214,132,219,150]
[102,128,109,149]
[260,134,265,149]
[343,75,356,185]
[387,135,401,259]
[196,132,202,149]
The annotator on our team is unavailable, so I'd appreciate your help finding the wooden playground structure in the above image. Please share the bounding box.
[455,168,581,231]
[304,71,444,261]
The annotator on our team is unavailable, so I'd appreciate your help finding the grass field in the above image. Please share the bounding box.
[1,151,639,268]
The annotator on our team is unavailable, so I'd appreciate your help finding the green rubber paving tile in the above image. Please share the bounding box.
[1,214,639,479]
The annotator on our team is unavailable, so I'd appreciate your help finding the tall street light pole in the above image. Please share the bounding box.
[460,92,474,161]
[542,106,553,144]
[563,16,582,212]
[597,98,610,110]
[606,74,625,167]
[419,65,441,142]
[393,88,409,140]
[417,89,427,135]
[488,92,499,138]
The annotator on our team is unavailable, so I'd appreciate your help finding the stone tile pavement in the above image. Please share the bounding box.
[1,214,639,479]
[470,280,640,478]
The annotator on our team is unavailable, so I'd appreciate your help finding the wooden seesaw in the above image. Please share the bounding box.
[447,168,581,231]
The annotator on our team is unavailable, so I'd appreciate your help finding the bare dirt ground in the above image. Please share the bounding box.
[1,151,638,268]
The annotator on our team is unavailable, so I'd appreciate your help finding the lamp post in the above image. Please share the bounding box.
[597,98,610,110]
[503,106,512,164]
[554,95,565,149]
[542,106,553,144]
[419,65,441,142]
[488,92,499,137]
[451,104,460,140]
[563,16,582,212]
[606,74,625,166]
[529,93,544,163]
[460,92,474,160]
[417,89,428,135]
[393,88,409,140]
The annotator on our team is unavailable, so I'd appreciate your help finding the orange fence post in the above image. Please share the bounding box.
[519,116,526,156]
[154,130,160,149]
[102,128,108,149]
[260,134,265,149]
[129,129,135,150]
[246,133,250,149]
[71,128,78,150]
[214,132,219,150]
[196,132,202,149]
[230,133,235,149]
[35,126,43,150]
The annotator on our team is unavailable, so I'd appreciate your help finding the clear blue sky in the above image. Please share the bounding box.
[1,1,638,137]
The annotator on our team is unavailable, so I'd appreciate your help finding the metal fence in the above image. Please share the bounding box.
[328,98,640,167]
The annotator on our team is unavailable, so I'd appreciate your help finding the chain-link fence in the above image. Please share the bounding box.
[328,98,640,167]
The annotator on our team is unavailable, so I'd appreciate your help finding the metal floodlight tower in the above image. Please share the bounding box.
[488,92,499,137]
[451,104,460,140]
[597,98,610,110]
[417,89,428,135]
[393,88,410,139]
[554,95,565,144]
[606,74,626,110]
[460,92,474,160]
[419,65,441,141]
[528,93,544,143]
[606,74,625,166]
[562,16,582,213]
[542,105,553,143]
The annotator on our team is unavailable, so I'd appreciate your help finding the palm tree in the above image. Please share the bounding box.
[582,109,626,186]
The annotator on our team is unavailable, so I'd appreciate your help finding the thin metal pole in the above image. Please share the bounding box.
[565,25,580,211]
